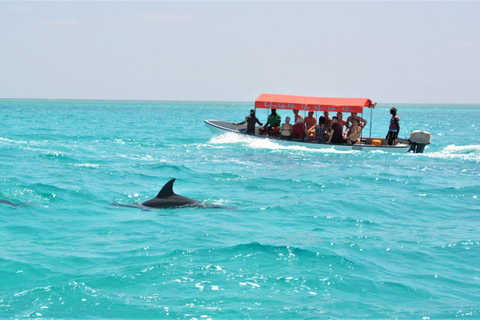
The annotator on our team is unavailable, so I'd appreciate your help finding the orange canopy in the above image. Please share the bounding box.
[255,93,373,114]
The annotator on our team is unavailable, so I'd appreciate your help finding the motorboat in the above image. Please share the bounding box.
[205,94,430,153]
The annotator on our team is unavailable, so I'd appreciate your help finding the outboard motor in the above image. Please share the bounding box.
[409,130,431,153]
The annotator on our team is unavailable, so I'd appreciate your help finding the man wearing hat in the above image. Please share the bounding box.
[386,107,400,145]
[234,109,263,135]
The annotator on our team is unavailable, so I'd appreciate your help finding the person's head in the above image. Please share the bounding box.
[272,109,277,114]
[324,111,329,117]
[332,116,338,123]
[390,107,397,115]
[319,116,325,125]
[308,111,314,117]
[352,118,359,127]
[337,112,343,119]
[250,109,255,116]
[293,110,299,115]
[296,118,303,124]
[285,116,291,124]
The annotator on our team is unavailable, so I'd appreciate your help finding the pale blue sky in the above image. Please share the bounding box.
[1,1,479,103]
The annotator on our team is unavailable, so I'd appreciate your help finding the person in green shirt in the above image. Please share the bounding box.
[262,109,281,136]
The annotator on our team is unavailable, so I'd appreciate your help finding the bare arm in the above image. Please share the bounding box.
[234,117,248,126]
[326,129,334,143]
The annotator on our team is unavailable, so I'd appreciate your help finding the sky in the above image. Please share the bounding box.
[0,1,479,103]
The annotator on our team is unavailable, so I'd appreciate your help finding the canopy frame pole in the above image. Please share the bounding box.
[369,107,373,139]
[360,112,363,141]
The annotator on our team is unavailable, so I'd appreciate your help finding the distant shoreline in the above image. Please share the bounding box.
[1,98,479,108]
[0,98,250,104]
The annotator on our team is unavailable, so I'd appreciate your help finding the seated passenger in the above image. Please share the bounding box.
[262,109,281,136]
[326,116,344,144]
[234,109,263,135]
[315,116,328,143]
[293,110,303,125]
[291,118,305,141]
[304,111,317,140]
[280,116,293,140]
[337,112,347,131]
[346,119,361,144]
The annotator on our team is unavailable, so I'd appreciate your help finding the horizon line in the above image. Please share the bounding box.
[1,97,479,105]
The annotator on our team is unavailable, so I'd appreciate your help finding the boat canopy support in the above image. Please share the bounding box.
[255,93,374,114]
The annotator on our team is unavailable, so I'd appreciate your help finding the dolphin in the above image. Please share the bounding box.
[141,178,205,208]
[0,200,20,207]
[113,179,227,209]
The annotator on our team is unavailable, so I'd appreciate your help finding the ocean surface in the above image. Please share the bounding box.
[1,99,479,318]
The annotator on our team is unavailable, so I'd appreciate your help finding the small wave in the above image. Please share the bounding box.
[11,183,68,204]
[73,163,100,168]
[423,144,480,162]
[37,151,76,162]
[132,163,194,175]
[208,133,356,154]
[441,239,480,250]
[201,241,353,265]
[0,137,28,144]
[116,153,160,161]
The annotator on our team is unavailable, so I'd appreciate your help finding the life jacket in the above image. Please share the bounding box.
[389,115,399,132]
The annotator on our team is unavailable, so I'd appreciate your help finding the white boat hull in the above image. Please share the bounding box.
[205,120,411,153]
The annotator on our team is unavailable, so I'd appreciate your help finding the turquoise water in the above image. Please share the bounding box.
[1,99,479,318]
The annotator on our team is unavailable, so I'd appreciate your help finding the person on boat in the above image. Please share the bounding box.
[280,116,293,140]
[291,118,305,141]
[326,116,344,144]
[324,111,332,131]
[337,112,347,131]
[304,111,317,141]
[293,110,303,125]
[346,112,367,130]
[386,107,400,145]
[346,118,362,145]
[234,109,263,135]
[262,109,281,136]
[314,116,328,143]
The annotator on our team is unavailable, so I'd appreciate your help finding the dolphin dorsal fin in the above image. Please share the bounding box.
[156,179,176,198]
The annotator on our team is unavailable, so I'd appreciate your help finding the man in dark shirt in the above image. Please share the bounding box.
[234,109,263,135]
[291,118,305,141]
[386,107,400,145]
[326,116,345,144]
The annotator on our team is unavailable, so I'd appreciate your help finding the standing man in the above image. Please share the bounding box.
[234,109,263,135]
[346,112,367,130]
[386,107,400,145]
[337,112,347,131]
[324,111,332,131]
